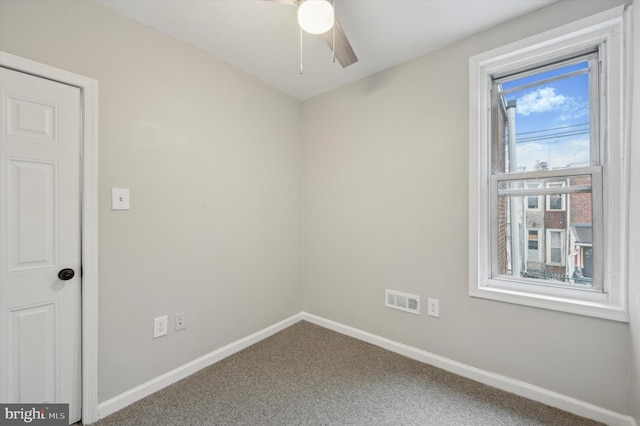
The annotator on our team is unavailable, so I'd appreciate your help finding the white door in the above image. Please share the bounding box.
[0,67,81,424]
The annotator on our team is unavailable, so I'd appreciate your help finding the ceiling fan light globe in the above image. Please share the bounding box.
[298,0,334,35]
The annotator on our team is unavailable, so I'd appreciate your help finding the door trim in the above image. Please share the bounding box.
[0,51,99,424]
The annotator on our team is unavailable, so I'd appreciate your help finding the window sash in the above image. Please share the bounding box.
[489,166,603,292]
[490,53,600,173]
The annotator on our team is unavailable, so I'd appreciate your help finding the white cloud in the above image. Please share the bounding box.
[516,87,567,116]
[558,97,589,121]
[516,136,590,171]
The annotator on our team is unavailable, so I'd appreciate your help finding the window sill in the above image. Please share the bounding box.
[470,279,628,322]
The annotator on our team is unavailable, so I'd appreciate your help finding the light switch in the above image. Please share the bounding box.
[111,188,130,210]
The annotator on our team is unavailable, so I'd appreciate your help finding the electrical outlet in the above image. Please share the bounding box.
[175,312,186,331]
[427,298,440,318]
[154,315,168,338]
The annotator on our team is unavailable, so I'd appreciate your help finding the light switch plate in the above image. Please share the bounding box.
[112,188,130,210]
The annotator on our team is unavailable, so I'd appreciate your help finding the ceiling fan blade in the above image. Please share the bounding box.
[322,16,358,68]
[266,0,298,5]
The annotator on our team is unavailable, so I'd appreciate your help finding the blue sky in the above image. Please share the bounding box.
[500,61,591,171]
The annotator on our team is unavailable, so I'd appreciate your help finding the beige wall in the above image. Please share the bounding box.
[0,0,303,402]
[302,0,634,416]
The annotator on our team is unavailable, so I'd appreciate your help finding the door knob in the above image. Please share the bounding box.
[58,268,75,281]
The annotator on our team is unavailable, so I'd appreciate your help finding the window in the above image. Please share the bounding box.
[546,182,566,211]
[526,183,541,210]
[469,6,630,321]
[491,49,599,286]
[527,229,540,261]
[528,230,539,251]
[546,229,564,266]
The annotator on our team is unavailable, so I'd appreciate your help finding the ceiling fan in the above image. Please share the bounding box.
[269,0,358,68]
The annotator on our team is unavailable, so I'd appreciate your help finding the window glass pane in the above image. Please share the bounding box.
[495,175,594,288]
[493,59,593,174]
[528,230,539,251]
[549,195,563,210]
[549,231,563,264]
[500,60,589,89]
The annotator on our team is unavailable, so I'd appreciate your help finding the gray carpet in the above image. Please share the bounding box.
[92,321,602,425]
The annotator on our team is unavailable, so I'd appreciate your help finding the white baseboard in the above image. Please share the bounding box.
[96,311,637,426]
[96,313,302,421]
[301,312,637,426]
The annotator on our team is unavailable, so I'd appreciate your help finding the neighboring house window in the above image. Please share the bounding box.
[546,229,565,266]
[468,6,630,321]
[527,183,541,210]
[546,182,566,211]
[528,230,539,251]
[527,229,540,261]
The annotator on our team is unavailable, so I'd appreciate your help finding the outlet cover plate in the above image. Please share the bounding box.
[427,298,440,318]
[154,315,168,338]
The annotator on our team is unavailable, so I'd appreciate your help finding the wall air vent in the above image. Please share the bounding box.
[385,289,420,315]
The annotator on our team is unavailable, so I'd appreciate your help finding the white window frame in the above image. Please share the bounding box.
[468,6,630,322]
[546,229,565,266]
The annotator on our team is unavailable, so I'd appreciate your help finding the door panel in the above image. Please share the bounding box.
[1,67,81,424]
[6,95,58,142]
[7,302,57,403]
[7,159,57,271]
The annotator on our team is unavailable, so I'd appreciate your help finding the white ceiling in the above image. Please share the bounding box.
[97,0,557,101]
